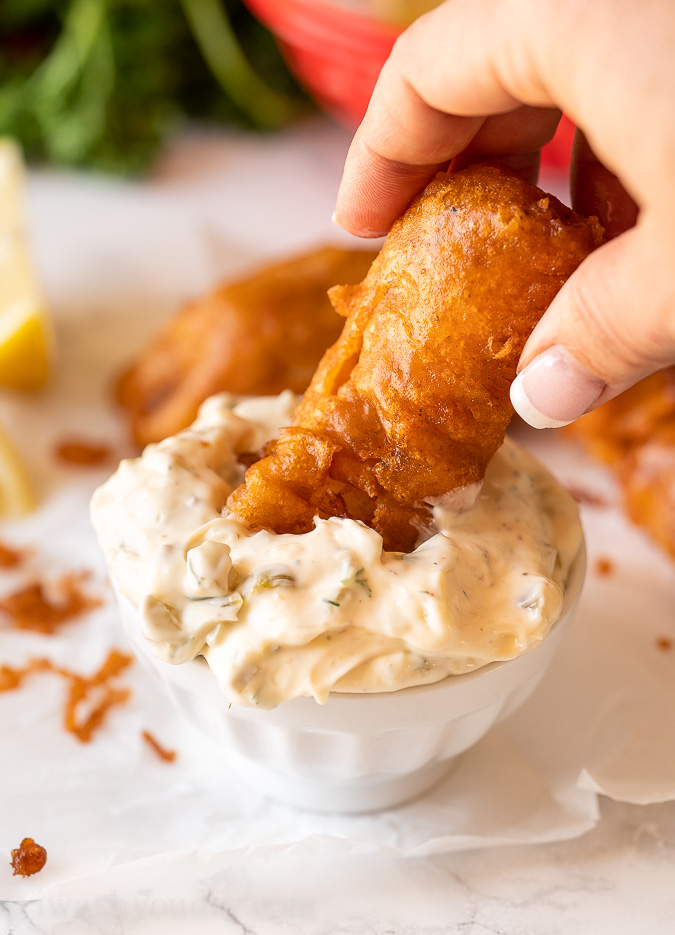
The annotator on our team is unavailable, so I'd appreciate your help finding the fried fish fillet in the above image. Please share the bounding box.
[116,247,377,446]
[568,368,675,558]
[227,164,603,552]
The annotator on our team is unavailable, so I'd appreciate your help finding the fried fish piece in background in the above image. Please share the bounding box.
[567,368,675,559]
[116,246,377,447]
[228,164,603,552]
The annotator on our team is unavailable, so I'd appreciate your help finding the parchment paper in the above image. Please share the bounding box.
[1,123,674,900]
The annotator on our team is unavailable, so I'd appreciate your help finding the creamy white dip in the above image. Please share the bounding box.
[92,392,583,709]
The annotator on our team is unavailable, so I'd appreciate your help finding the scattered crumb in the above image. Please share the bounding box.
[142,729,177,763]
[0,650,133,743]
[656,637,672,652]
[0,542,23,569]
[63,650,133,743]
[0,571,101,634]
[11,838,47,877]
[54,439,112,466]
[566,485,609,508]
[593,557,615,577]
[0,664,26,691]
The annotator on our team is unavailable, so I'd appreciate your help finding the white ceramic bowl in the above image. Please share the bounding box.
[116,543,584,813]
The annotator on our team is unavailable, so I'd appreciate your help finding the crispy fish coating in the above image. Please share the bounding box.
[227,164,603,552]
[116,247,377,446]
[568,368,675,558]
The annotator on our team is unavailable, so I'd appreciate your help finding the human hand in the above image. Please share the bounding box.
[334,0,675,427]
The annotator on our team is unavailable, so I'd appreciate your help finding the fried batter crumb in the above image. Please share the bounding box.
[0,542,23,569]
[0,650,133,743]
[55,439,112,466]
[0,571,101,634]
[11,838,47,877]
[593,557,615,577]
[64,650,133,743]
[142,729,177,762]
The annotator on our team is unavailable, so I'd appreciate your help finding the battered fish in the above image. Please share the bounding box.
[568,368,675,559]
[227,164,603,552]
[116,247,377,446]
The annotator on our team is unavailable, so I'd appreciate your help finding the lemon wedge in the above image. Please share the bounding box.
[0,138,52,391]
[0,422,35,516]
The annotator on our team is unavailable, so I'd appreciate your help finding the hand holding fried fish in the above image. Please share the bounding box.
[227,164,603,551]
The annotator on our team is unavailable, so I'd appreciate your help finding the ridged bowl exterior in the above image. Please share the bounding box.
[117,545,584,812]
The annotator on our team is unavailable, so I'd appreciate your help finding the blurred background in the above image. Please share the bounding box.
[0,0,575,175]
[0,0,307,173]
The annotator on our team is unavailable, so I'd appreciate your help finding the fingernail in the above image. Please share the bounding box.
[331,210,388,237]
[510,345,606,429]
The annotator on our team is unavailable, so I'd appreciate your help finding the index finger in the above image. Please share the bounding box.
[334,0,558,235]
[339,0,633,237]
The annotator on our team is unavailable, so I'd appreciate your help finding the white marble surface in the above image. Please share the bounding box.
[2,118,675,932]
[3,799,675,933]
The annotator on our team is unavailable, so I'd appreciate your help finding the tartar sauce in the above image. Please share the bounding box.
[92,392,583,709]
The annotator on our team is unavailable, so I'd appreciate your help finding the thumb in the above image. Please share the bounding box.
[510,220,675,429]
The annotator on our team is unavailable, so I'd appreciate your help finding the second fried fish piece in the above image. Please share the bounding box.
[567,367,675,559]
[116,247,376,446]
[227,164,603,551]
